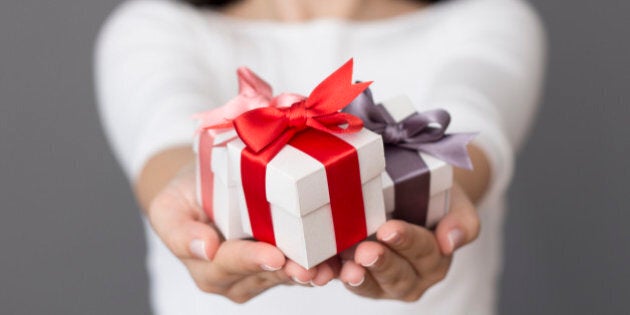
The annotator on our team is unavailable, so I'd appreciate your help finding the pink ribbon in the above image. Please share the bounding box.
[194,67,305,136]
[194,67,304,219]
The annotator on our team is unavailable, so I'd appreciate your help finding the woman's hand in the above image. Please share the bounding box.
[137,148,338,303]
[146,165,289,303]
[338,183,481,301]
[337,144,489,301]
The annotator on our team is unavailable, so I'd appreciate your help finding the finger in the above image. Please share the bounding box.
[339,243,358,261]
[341,261,384,299]
[310,257,341,286]
[284,260,318,285]
[377,220,452,284]
[376,220,438,262]
[435,184,481,255]
[211,240,286,278]
[222,270,292,304]
[147,188,221,261]
[190,264,291,304]
[340,259,382,298]
[338,244,363,286]
[354,241,418,299]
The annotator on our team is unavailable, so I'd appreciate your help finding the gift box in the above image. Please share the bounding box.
[227,128,386,268]
[344,91,475,228]
[378,96,453,227]
[208,59,387,269]
[194,129,248,239]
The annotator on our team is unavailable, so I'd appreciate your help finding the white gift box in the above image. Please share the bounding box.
[379,95,453,228]
[227,128,386,269]
[194,129,248,240]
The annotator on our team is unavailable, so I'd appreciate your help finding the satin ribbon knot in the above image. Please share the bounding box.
[383,123,408,144]
[285,100,309,130]
[344,88,476,170]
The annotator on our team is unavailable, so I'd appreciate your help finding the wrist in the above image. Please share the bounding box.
[134,146,195,212]
[453,144,491,205]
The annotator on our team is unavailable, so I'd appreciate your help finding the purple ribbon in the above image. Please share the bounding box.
[344,88,476,170]
[343,88,476,226]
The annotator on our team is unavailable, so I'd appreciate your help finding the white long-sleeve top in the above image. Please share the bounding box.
[95,0,545,314]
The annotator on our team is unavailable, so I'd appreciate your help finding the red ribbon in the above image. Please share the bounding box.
[233,59,371,157]
[236,59,371,250]
[288,129,367,253]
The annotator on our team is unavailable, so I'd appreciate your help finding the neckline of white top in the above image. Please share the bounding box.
[199,1,452,35]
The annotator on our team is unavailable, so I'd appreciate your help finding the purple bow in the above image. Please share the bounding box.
[344,88,476,170]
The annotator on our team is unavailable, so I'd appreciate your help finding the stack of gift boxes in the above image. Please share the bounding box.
[194,59,474,269]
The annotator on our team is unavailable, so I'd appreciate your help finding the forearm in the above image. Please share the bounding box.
[134,146,195,212]
[454,144,491,205]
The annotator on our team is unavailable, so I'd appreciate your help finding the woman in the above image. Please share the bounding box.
[95,0,545,313]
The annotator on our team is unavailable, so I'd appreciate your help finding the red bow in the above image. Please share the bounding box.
[233,59,371,155]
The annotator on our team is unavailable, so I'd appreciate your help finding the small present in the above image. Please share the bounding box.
[228,128,385,269]
[212,59,387,269]
[344,90,475,228]
[194,67,292,239]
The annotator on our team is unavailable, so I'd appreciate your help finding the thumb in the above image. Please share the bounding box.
[147,183,222,261]
[435,184,481,256]
[163,219,222,261]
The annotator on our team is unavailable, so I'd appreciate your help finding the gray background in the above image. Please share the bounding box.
[1,0,628,314]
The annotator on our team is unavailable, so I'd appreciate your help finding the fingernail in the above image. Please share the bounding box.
[261,264,281,272]
[361,255,379,268]
[189,239,209,261]
[291,276,310,285]
[348,276,365,287]
[381,232,400,245]
[447,229,465,253]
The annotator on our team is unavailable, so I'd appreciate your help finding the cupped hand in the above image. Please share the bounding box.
[338,183,480,302]
[146,164,337,303]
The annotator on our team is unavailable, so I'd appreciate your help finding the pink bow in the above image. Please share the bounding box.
[194,67,304,139]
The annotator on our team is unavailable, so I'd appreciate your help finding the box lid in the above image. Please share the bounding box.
[228,128,385,217]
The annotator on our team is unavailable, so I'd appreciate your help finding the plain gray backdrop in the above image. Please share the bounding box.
[1,0,628,314]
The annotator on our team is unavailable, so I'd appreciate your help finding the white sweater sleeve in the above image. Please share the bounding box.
[95,0,216,180]
[420,0,546,201]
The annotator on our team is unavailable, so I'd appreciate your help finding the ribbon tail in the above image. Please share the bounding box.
[407,133,478,170]
[306,59,372,113]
